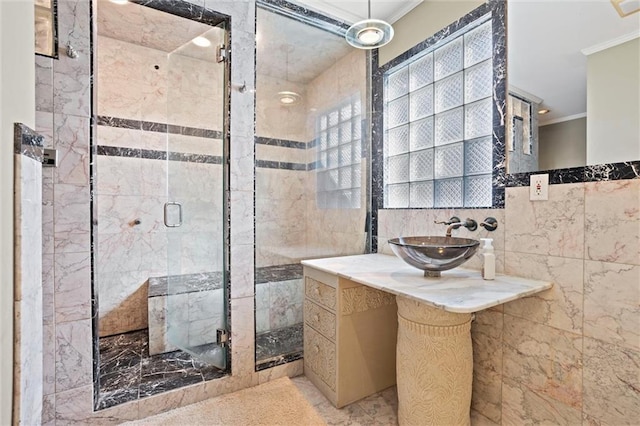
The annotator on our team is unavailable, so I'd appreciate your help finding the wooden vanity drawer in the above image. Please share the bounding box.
[304,325,336,391]
[305,277,336,310]
[304,299,336,341]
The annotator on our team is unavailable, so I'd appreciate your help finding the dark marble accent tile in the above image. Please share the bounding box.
[505,166,584,187]
[148,271,224,297]
[139,350,205,398]
[255,136,309,150]
[255,159,308,171]
[256,352,304,372]
[307,160,320,171]
[255,263,302,284]
[203,129,222,139]
[133,0,229,28]
[97,145,141,158]
[140,148,167,160]
[14,123,45,161]
[258,0,349,36]
[168,151,222,164]
[584,161,640,182]
[96,388,140,410]
[141,121,167,133]
[256,323,304,364]
[96,116,141,130]
[167,124,182,135]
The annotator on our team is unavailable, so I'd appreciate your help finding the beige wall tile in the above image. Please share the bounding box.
[503,315,582,408]
[502,378,582,425]
[583,337,640,425]
[503,252,583,333]
[585,180,640,265]
[471,310,503,423]
[505,184,585,258]
[584,260,640,350]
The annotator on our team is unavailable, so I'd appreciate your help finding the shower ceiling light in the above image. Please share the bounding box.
[611,0,640,17]
[192,36,211,47]
[345,0,394,49]
[278,91,301,105]
[109,0,129,4]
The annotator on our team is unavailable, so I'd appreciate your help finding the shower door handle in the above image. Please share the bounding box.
[164,202,183,228]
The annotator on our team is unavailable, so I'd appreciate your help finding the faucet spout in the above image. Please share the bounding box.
[444,218,478,237]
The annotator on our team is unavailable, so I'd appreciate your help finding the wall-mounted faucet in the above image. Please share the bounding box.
[480,217,498,232]
[435,217,478,237]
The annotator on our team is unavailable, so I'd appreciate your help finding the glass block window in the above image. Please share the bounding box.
[383,18,493,208]
[317,95,362,209]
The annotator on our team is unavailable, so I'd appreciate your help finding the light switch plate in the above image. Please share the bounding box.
[530,173,549,201]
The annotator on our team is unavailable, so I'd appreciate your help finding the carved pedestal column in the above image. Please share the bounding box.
[396,296,473,426]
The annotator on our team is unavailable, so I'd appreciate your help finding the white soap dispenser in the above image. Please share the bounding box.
[479,238,495,280]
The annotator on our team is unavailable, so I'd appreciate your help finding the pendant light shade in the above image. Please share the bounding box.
[345,0,394,49]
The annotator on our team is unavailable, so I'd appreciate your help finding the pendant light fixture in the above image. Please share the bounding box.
[345,0,394,49]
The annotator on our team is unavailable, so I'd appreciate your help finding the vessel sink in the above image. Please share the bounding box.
[388,236,480,277]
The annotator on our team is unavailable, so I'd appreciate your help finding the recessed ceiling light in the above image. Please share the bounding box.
[538,109,550,114]
[278,91,301,105]
[109,0,128,4]
[192,36,211,47]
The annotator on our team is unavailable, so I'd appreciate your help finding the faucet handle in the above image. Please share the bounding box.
[480,217,498,232]
[434,216,461,226]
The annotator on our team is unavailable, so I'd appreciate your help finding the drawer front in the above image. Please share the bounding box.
[305,277,336,310]
[304,299,336,341]
[304,325,336,391]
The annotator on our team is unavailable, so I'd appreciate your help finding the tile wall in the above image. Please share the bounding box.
[378,178,640,424]
[35,0,267,423]
[95,34,225,336]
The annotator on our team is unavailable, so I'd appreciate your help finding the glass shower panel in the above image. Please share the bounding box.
[165,23,228,368]
[254,6,370,368]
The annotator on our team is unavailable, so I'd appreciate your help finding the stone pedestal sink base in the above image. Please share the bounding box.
[396,296,473,426]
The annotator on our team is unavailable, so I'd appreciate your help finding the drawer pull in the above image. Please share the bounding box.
[314,287,320,295]
[314,314,320,323]
[314,344,320,353]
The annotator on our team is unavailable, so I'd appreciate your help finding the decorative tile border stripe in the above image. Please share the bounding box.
[96,115,222,139]
[256,351,303,372]
[255,263,303,284]
[503,160,640,187]
[14,123,44,162]
[97,145,223,164]
[255,159,307,171]
[255,136,310,150]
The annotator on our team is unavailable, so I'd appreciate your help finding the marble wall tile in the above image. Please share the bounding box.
[53,114,89,185]
[230,190,254,246]
[470,409,499,426]
[255,143,308,165]
[97,195,166,235]
[583,337,640,425]
[471,309,503,423]
[502,315,582,408]
[503,252,583,334]
[501,378,582,425]
[505,184,585,258]
[584,180,640,265]
[55,384,139,424]
[42,253,55,325]
[230,134,255,193]
[55,319,93,392]
[230,243,255,299]
[43,323,56,396]
[136,382,204,420]
[255,168,308,202]
[230,296,255,377]
[53,0,91,118]
[42,393,55,426]
[53,183,90,253]
[36,55,54,113]
[583,260,640,350]
[54,252,91,323]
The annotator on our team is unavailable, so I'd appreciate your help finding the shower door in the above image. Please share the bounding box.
[164,21,229,368]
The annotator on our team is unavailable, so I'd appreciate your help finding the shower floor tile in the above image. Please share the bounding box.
[97,329,227,410]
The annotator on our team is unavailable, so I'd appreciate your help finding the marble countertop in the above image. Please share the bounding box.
[301,253,553,314]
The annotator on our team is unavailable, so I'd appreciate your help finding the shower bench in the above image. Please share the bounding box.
[147,271,224,355]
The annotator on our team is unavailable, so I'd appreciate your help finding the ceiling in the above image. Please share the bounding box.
[294,0,424,24]
[97,0,223,61]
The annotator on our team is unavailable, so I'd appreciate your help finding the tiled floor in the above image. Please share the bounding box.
[291,375,400,425]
